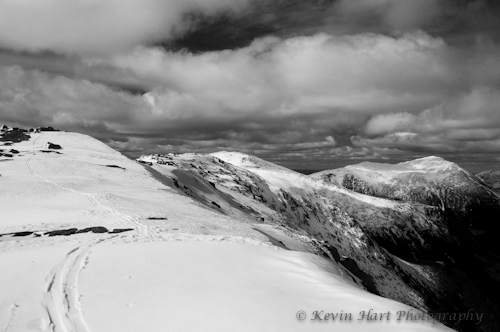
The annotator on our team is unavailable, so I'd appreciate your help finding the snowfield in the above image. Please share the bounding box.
[0,132,453,331]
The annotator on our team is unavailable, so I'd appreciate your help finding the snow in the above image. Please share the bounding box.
[316,156,460,178]
[0,132,453,332]
[211,151,294,173]
[352,156,456,173]
[211,152,399,209]
[309,156,470,202]
[80,240,450,332]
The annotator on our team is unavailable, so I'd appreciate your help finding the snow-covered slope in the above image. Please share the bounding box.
[211,151,295,173]
[0,132,454,332]
[137,151,500,332]
[312,156,500,232]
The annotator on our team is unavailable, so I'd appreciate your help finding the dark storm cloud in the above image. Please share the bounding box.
[164,0,335,52]
[0,0,252,55]
[166,0,500,52]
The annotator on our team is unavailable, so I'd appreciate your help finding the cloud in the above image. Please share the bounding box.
[365,112,416,136]
[0,0,250,54]
[335,0,446,31]
[356,87,500,152]
[2,30,500,168]
[329,146,405,159]
[0,65,143,136]
[108,31,453,117]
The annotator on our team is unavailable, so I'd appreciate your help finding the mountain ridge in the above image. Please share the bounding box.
[137,150,500,332]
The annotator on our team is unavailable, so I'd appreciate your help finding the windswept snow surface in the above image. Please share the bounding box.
[211,151,400,209]
[211,151,294,173]
[311,155,500,217]
[0,133,453,332]
[311,156,463,187]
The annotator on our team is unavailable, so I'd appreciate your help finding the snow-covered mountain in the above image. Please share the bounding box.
[0,128,455,332]
[136,152,500,332]
[311,156,500,232]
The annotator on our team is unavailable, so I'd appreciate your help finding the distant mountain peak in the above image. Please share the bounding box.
[334,156,460,175]
[210,151,295,173]
[400,156,460,172]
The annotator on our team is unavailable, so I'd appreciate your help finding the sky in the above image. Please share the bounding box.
[1,0,500,173]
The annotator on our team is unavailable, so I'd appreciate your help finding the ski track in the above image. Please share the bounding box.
[42,240,112,332]
[24,134,150,332]
[4,304,18,332]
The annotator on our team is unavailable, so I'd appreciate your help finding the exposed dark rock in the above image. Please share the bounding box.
[322,243,341,262]
[40,150,62,154]
[11,231,34,237]
[9,149,19,154]
[211,201,221,208]
[105,165,125,170]
[0,128,30,143]
[147,217,168,220]
[45,142,62,150]
[109,228,134,233]
[138,160,153,166]
[340,257,379,295]
[1,226,134,238]
[39,126,58,132]
[45,228,78,236]
[76,227,108,234]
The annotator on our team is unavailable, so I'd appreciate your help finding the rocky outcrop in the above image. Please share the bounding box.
[0,227,133,238]
[39,126,58,132]
[0,149,20,158]
[41,150,62,154]
[137,159,153,166]
[45,142,62,150]
[0,124,60,145]
[0,127,31,143]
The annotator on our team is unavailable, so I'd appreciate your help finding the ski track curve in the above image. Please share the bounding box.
[42,237,114,332]
[42,246,92,332]
[24,133,150,331]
